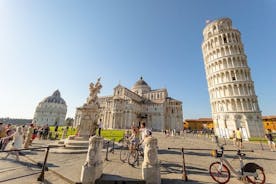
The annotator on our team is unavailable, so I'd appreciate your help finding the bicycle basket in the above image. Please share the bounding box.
[211,150,222,157]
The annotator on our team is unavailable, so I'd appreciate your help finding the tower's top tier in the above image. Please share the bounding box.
[203,18,238,41]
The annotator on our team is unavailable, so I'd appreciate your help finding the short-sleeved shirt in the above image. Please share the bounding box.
[98,121,102,128]
[236,130,242,139]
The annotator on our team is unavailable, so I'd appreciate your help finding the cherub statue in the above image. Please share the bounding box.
[87,77,102,105]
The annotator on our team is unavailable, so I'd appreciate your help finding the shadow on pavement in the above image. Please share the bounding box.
[95,174,145,184]
[162,178,213,184]
[0,171,41,183]
[158,149,181,155]
[160,161,209,176]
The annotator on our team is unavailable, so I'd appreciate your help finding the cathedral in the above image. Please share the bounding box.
[98,77,183,131]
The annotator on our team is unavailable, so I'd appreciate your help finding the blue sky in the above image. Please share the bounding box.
[0,0,275,119]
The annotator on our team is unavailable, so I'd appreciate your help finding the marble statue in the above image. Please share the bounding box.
[87,77,102,105]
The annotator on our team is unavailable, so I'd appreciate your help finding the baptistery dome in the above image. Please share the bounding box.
[33,90,67,126]
[42,90,66,104]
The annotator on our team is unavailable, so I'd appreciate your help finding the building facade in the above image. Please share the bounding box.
[262,116,276,132]
[184,118,213,131]
[201,18,264,138]
[97,77,183,131]
[33,90,67,126]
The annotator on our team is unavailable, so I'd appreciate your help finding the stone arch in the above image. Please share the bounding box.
[231,99,236,111]
[233,85,238,96]
[236,99,242,111]
[225,71,230,82]
[225,45,230,55]
[221,72,225,83]
[221,47,225,57]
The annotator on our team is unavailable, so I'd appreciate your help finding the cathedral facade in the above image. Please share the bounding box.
[98,77,183,131]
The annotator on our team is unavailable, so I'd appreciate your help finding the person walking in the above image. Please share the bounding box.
[235,128,243,149]
[24,124,34,148]
[266,129,275,152]
[1,129,14,151]
[3,126,23,161]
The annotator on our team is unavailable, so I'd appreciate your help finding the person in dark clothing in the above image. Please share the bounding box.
[266,129,275,152]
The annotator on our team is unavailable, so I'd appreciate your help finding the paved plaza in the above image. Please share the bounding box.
[0,132,275,184]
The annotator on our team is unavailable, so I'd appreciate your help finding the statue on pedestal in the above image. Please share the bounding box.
[86,77,102,106]
[76,78,102,138]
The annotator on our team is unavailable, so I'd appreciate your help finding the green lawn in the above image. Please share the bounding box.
[49,126,124,142]
[249,137,274,142]
[101,129,125,142]
[49,126,77,139]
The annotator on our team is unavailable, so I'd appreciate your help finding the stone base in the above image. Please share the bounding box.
[142,163,161,184]
[50,136,89,154]
[80,163,103,184]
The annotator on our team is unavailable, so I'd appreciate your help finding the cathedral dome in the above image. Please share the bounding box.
[42,90,66,105]
[131,77,151,95]
[134,77,149,87]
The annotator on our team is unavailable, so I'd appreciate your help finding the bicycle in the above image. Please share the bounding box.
[209,136,265,184]
[119,136,131,163]
[128,143,144,166]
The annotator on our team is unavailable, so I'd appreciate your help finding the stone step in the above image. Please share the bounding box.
[50,148,88,154]
[64,145,88,150]
[65,141,89,147]
[74,136,88,141]
[57,140,65,144]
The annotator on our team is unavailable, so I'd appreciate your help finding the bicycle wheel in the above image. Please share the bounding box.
[209,162,230,184]
[120,147,129,163]
[128,151,138,166]
[246,168,266,184]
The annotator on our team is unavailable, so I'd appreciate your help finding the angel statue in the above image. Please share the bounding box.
[87,77,102,105]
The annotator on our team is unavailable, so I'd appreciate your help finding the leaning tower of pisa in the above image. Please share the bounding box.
[201,18,264,138]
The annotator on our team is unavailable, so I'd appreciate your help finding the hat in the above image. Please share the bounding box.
[145,129,152,136]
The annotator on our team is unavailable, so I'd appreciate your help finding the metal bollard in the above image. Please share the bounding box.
[181,148,188,181]
[112,138,115,154]
[105,141,110,161]
[37,146,50,181]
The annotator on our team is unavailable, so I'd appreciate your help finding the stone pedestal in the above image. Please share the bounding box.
[80,135,103,184]
[76,104,99,138]
[142,137,161,184]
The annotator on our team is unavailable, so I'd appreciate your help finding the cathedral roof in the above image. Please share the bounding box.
[132,77,151,89]
[42,90,66,105]
[134,77,149,86]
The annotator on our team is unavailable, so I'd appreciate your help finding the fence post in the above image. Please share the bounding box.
[105,141,109,161]
[37,146,50,182]
[181,148,188,181]
[112,138,115,154]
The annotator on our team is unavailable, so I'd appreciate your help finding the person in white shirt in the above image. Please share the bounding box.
[139,122,152,145]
